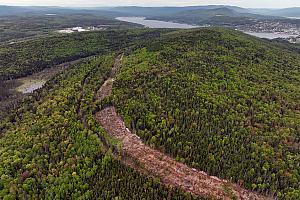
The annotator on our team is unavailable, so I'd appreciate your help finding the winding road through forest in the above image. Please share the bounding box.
[94,55,271,200]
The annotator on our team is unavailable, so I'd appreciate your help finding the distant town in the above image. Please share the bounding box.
[58,26,108,34]
[235,19,300,43]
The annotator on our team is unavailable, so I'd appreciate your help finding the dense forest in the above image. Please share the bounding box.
[0,52,203,199]
[270,38,300,54]
[0,29,159,120]
[111,28,300,199]
[0,29,167,80]
[1,27,299,199]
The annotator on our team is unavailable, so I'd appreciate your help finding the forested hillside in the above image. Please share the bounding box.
[1,27,299,199]
[0,54,202,199]
[0,29,163,80]
[111,28,300,199]
[0,29,166,121]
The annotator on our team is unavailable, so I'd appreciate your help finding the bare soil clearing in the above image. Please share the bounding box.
[94,55,271,200]
[97,78,114,101]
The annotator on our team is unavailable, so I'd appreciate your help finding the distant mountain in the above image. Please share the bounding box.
[0,5,248,18]
[250,7,300,18]
[105,6,300,18]
[104,5,250,17]
[190,5,250,13]
[0,6,85,16]
[0,5,124,17]
[1,5,299,19]
[0,5,36,15]
[105,6,187,16]
[148,7,275,26]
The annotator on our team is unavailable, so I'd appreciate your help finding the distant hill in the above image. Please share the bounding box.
[0,5,35,15]
[0,6,85,16]
[104,5,250,17]
[107,6,300,18]
[250,7,300,18]
[0,5,124,17]
[1,5,299,19]
[148,7,275,25]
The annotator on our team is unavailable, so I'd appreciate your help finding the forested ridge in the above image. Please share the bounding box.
[0,53,202,199]
[0,28,299,199]
[0,29,166,80]
[0,29,167,122]
[111,28,300,199]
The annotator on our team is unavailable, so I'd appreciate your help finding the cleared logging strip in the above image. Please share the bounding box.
[94,55,271,200]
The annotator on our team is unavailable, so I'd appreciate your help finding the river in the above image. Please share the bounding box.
[244,32,296,39]
[116,17,297,39]
[116,17,198,29]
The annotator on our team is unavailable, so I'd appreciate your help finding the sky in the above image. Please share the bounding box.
[0,0,300,8]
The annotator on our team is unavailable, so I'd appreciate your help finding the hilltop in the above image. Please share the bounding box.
[0,28,299,199]
[111,28,300,199]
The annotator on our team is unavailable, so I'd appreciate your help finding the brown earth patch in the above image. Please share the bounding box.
[94,55,271,200]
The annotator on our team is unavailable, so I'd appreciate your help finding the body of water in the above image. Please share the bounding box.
[287,17,300,19]
[244,32,297,39]
[117,17,297,39]
[116,17,198,29]
[17,80,46,94]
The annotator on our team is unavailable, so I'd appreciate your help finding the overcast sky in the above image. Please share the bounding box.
[0,0,299,8]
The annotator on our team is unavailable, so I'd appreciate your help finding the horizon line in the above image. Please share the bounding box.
[0,4,300,9]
